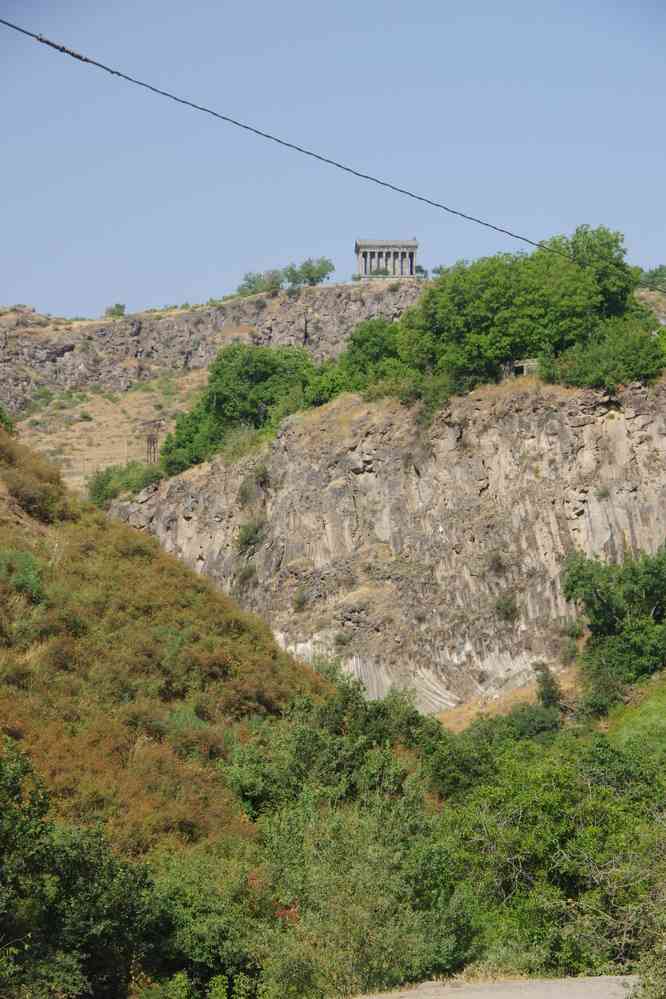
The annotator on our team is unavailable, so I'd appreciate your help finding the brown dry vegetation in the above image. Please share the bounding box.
[16,369,209,493]
[0,426,323,854]
[438,667,579,733]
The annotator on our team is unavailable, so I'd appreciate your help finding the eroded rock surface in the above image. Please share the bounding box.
[113,379,666,711]
[0,280,422,413]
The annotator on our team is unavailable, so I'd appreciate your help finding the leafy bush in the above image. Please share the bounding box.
[533,662,562,709]
[88,461,163,508]
[540,316,664,391]
[564,545,666,714]
[0,403,14,434]
[237,519,266,553]
[495,592,518,622]
[104,303,126,318]
[161,344,316,474]
[0,745,150,999]
[282,257,334,288]
[0,548,46,603]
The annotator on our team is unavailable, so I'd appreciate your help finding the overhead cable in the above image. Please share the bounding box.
[2,17,665,295]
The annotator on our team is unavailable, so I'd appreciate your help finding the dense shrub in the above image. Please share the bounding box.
[540,316,664,391]
[161,345,317,474]
[104,303,126,318]
[0,548,46,603]
[564,545,666,714]
[87,460,163,508]
[237,519,266,552]
[0,403,14,433]
[0,745,151,998]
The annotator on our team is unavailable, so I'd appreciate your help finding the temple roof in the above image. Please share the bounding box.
[355,239,418,250]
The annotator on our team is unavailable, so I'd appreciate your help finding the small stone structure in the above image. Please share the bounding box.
[355,239,418,278]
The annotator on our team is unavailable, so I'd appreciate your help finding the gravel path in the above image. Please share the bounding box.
[361,976,638,999]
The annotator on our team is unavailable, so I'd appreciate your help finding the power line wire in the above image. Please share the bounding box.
[0,16,567,257]
[2,16,666,297]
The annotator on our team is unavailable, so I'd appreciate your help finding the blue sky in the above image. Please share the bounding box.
[2,0,664,317]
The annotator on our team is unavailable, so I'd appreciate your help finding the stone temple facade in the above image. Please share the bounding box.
[355,239,418,278]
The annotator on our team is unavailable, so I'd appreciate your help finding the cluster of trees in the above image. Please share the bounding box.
[235,257,335,297]
[5,422,666,996]
[156,226,663,476]
[4,650,666,997]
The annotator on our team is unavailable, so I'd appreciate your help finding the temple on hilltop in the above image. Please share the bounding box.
[355,239,418,278]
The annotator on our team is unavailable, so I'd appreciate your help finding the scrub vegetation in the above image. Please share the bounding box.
[4,425,666,997]
[156,226,663,478]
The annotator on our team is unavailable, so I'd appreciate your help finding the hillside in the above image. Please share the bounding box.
[0,279,422,415]
[114,376,666,711]
[15,368,208,493]
[4,425,666,999]
[0,424,321,854]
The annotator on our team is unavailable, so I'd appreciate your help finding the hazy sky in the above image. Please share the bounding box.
[2,0,664,317]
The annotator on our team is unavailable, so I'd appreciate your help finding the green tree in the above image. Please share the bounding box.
[104,303,126,318]
[0,743,150,998]
[236,270,284,297]
[283,258,334,288]
[567,224,642,318]
[564,546,666,713]
[540,315,663,391]
[161,343,317,474]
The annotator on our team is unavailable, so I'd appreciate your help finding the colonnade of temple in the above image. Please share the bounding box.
[355,241,418,278]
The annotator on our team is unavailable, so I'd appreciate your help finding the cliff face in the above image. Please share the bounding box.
[0,280,422,413]
[113,378,666,712]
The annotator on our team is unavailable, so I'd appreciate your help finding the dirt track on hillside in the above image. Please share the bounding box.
[361,976,638,998]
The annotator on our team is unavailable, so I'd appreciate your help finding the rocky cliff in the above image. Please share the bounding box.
[0,279,422,413]
[113,377,666,712]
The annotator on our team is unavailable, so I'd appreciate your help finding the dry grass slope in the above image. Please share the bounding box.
[16,369,208,493]
[0,426,323,854]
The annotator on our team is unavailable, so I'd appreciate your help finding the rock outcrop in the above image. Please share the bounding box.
[113,378,666,712]
[0,280,422,413]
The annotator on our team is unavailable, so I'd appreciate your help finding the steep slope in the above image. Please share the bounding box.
[114,377,666,712]
[0,426,322,854]
[0,279,422,413]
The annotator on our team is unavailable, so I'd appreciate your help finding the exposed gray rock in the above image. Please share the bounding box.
[0,280,422,413]
[112,379,666,712]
